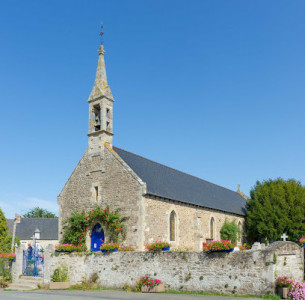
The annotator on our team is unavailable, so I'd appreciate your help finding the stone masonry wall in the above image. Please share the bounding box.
[58,145,146,249]
[144,196,245,251]
[39,242,303,296]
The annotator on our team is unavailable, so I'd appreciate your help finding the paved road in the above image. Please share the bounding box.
[0,290,259,300]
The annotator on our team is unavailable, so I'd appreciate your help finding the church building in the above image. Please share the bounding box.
[58,28,246,251]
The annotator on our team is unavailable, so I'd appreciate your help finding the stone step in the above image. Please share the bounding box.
[20,276,44,282]
[7,283,38,291]
[15,279,42,285]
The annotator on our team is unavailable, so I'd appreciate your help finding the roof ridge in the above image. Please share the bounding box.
[21,218,58,220]
[113,146,244,197]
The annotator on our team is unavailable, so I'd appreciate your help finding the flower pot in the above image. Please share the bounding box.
[210,249,234,253]
[55,250,74,253]
[101,248,118,253]
[49,281,71,290]
[141,283,165,293]
[162,247,170,251]
[278,287,288,299]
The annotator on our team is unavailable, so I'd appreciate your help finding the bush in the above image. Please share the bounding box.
[220,220,241,244]
[288,282,305,299]
[246,179,305,243]
[51,264,68,282]
[61,211,88,246]
[0,208,8,243]
[0,278,8,288]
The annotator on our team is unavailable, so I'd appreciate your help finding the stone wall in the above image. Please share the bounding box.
[39,242,303,296]
[144,196,245,251]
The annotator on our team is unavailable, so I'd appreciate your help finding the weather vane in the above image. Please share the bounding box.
[100,22,104,45]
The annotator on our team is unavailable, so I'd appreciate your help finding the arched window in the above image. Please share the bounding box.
[170,211,176,241]
[238,221,242,243]
[210,217,215,240]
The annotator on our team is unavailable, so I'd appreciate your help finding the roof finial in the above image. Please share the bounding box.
[99,22,104,45]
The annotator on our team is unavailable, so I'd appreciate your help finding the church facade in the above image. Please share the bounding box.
[58,32,246,251]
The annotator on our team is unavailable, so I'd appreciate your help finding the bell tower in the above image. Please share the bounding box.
[88,24,114,154]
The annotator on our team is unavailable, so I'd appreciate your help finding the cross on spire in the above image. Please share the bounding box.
[99,22,104,45]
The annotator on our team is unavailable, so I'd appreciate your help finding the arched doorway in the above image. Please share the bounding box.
[91,223,104,252]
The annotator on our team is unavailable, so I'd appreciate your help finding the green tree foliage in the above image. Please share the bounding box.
[23,207,56,218]
[220,220,241,244]
[61,211,88,246]
[0,235,20,253]
[0,208,8,243]
[246,178,305,243]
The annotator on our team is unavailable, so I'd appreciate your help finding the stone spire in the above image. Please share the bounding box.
[87,24,114,153]
[88,24,113,102]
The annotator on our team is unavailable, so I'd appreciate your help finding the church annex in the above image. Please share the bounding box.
[58,28,246,251]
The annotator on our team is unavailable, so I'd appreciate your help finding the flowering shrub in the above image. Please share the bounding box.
[145,241,170,252]
[136,275,162,291]
[288,282,305,299]
[86,207,128,243]
[100,243,119,251]
[0,253,16,261]
[55,244,77,252]
[239,243,251,251]
[299,238,305,244]
[276,276,293,288]
[203,239,235,252]
[61,206,129,247]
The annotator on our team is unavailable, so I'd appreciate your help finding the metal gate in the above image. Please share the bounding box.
[22,242,44,277]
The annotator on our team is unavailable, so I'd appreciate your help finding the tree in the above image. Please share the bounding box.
[220,220,241,244]
[0,235,20,253]
[0,207,8,243]
[23,207,56,218]
[246,178,305,243]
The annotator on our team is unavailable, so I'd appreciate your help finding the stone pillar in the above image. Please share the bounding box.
[12,245,25,282]
[43,244,55,284]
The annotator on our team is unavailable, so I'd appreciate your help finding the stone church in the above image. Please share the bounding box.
[58,30,246,251]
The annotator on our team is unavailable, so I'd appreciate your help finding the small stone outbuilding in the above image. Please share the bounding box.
[7,218,58,248]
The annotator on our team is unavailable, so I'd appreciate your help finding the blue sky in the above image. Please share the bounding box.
[0,1,304,218]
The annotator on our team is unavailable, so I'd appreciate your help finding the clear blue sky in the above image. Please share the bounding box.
[0,1,304,218]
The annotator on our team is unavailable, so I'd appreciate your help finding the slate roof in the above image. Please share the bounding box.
[7,218,58,240]
[113,147,246,216]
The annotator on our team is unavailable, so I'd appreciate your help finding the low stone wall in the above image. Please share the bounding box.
[13,242,304,295]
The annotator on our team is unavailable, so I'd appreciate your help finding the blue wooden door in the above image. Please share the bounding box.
[91,223,104,252]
